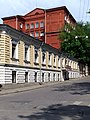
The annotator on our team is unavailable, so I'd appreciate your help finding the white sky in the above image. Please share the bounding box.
[0,0,90,23]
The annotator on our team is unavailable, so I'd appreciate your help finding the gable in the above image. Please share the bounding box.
[25,8,45,16]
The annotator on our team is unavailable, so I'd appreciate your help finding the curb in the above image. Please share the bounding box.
[0,81,62,96]
[0,76,89,96]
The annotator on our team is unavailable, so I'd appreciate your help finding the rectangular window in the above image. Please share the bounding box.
[30,32,34,37]
[35,22,39,28]
[40,32,44,36]
[35,48,38,63]
[40,22,44,28]
[49,53,52,65]
[26,24,29,30]
[25,45,29,61]
[12,43,16,58]
[54,55,56,67]
[35,32,39,37]
[42,52,45,63]
[30,23,34,29]
[58,57,60,67]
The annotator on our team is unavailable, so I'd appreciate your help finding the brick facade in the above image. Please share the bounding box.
[2,6,76,49]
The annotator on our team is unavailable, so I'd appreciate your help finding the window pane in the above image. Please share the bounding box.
[30,32,34,37]
[40,32,44,36]
[12,43,16,58]
[25,45,29,60]
[30,23,34,29]
[42,52,45,62]
[20,23,23,28]
[35,22,39,28]
[40,22,44,27]
[26,24,29,30]
[35,32,39,37]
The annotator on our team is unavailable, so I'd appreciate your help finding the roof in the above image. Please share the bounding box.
[2,6,76,23]
[46,6,76,23]
[25,8,45,16]
[2,15,25,21]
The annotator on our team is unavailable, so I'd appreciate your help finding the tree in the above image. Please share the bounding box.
[59,22,90,64]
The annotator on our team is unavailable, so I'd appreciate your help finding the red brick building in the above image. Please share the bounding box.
[2,6,76,49]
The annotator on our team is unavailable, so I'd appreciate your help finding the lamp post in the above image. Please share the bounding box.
[39,41,44,84]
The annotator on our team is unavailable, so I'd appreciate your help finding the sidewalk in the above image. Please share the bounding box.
[0,81,61,96]
[0,76,88,96]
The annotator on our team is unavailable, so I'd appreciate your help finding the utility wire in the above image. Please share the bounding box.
[86,0,90,21]
[82,0,86,21]
[79,0,82,21]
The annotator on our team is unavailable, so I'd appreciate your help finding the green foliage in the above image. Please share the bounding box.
[59,22,90,64]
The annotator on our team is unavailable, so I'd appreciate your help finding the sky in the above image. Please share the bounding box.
[0,0,90,23]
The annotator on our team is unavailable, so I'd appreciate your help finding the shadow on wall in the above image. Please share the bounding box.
[53,82,90,95]
[18,104,90,120]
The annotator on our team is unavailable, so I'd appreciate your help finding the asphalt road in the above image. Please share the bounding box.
[0,76,90,120]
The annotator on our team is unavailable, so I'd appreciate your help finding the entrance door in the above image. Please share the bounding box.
[48,73,50,81]
[35,72,37,82]
[25,72,28,82]
[12,71,16,83]
[42,73,44,82]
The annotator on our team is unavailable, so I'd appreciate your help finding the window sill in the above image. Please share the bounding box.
[48,64,52,67]
[24,60,30,64]
[42,63,46,66]
[34,62,39,65]
[11,58,19,61]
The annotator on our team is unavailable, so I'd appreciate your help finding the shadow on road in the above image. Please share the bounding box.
[18,104,90,120]
[53,82,90,95]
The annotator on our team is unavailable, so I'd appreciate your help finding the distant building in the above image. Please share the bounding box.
[0,24,79,84]
[2,6,76,49]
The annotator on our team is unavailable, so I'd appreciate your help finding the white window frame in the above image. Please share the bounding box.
[42,51,46,64]
[40,32,44,37]
[30,32,34,37]
[34,47,39,63]
[58,57,61,68]
[30,23,34,29]
[54,55,56,67]
[49,53,52,65]
[26,24,29,30]
[40,21,44,28]
[35,32,39,37]
[24,45,30,61]
[12,41,18,59]
[35,22,39,28]
[20,23,23,29]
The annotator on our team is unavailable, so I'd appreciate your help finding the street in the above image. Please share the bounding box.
[0,76,90,120]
